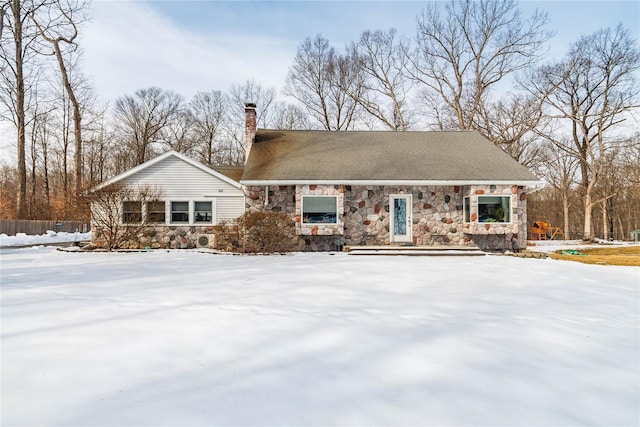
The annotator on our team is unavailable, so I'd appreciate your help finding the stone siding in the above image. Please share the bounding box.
[92,183,528,252]
[343,185,468,246]
[245,183,528,251]
[463,184,527,251]
[91,225,224,249]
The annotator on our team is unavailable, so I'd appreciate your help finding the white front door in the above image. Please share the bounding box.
[390,194,412,243]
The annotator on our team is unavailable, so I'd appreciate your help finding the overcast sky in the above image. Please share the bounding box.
[1,1,639,164]
[80,0,640,100]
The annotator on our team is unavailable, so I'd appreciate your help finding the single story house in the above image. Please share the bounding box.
[88,150,245,249]
[240,104,540,251]
[88,104,539,252]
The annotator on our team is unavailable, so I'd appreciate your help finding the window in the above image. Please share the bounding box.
[302,196,337,224]
[478,196,511,223]
[171,201,189,223]
[194,201,212,223]
[123,201,142,223]
[147,201,166,223]
[464,196,471,223]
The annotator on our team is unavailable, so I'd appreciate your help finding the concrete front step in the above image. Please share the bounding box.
[344,245,485,256]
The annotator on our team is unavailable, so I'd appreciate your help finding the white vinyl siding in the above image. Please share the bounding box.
[118,155,245,224]
[217,197,245,223]
[121,155,240,197]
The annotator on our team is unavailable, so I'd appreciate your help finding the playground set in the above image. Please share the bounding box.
[528,221,567,240]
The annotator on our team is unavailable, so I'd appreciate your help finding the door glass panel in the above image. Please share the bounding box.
[394,198,407,235]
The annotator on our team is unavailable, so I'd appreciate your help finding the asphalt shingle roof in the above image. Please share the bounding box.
[241,130,538,184]
[211,165,244,182]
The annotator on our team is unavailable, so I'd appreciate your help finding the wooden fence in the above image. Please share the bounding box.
[0,220,90,236]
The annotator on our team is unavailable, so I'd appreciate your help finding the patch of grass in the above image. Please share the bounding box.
[549,245,640,267]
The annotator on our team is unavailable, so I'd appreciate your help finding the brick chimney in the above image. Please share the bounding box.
[244,103,257,164]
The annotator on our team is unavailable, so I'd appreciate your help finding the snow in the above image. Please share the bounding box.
[0,230,91,247]
[1,246,638,426]
[527,238,640,253]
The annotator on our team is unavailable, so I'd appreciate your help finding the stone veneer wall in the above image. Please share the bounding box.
[91,225,222,249]
[93,184,528,251]
[245,184,528,251]
[343,185,468,246]
[463,184,528,251]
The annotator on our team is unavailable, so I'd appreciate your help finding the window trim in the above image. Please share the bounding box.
[477,195,512,224]
[194,201,213,224]
[464,196,471,223]
[146,200,167,224]
[121,199,220,226]
[122,201,143,224]
[170,201,190,224]
[301,195,338,225]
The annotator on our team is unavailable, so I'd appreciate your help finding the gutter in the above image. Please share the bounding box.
[240,179,544,187]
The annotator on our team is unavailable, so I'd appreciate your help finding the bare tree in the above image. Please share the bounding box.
[35,107,52,211]
[618,136,640,238]
[190,90,228,165]
[538,139,579,238]
[285,34,361,130]
[163,108,195,155]
[31,0,87,195]
[86,183,163,251]
[408,0,551,131]
[272,102,309,130]
[113,87,183,166]
[530,25,640,239]
[225,79,276,163]
[474,94,546,170]
[0,0,41,218]
[347,28,413,130]
[229,79,276,128]
[83,100,113,186]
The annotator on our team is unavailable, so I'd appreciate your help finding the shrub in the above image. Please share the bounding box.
[235,211,296,253]
[84,183,163,251]
[214,220,240,252]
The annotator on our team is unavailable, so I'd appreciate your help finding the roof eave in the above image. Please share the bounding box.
[240,179,543,187]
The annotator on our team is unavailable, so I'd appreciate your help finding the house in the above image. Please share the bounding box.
[88,104,539,252]
[240,104,540,251]
[89,150,245,249]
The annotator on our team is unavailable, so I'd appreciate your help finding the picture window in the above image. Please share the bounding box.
[302,196,337,224]
[478,196,511,223]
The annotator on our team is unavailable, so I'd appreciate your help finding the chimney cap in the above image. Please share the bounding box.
[245,102,257,109]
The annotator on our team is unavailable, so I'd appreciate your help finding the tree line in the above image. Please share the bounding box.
[1,0,639,240]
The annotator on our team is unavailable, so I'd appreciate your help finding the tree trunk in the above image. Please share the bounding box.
[51,40,82,195]
[42,137,50,216]
[583,190,594,240]
[13,0,27,219]
[29,125,37,218]
[562,194,570,239]
[601,200,608,241]
[61,97,70,196]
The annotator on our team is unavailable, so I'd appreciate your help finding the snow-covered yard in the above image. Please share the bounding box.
[1,246,638,426]
[0,230,91,247]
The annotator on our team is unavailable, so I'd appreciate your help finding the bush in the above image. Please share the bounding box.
[213,220,240,252]
[232,211,296,253]
[84,183,163,251]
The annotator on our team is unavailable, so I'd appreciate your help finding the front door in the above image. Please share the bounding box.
[390,194,412,243]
